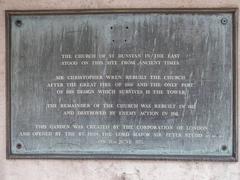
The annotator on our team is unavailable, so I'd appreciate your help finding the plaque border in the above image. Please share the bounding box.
[5,8,238,161]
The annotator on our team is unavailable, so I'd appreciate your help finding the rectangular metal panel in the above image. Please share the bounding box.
[6,9,238,161]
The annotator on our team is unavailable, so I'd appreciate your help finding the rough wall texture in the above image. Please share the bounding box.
[0,0,239,180]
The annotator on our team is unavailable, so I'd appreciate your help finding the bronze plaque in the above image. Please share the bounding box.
[6,9,238,161]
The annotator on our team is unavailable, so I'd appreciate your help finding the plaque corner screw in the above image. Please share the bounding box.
[221,144,227,151]
[221,18,228,25]
[15,20,22,27]
[16,143,22,149]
